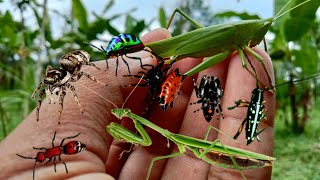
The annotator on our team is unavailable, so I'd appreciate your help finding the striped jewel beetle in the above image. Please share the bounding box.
[88,33,161,76]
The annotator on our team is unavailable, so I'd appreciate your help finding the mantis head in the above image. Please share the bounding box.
[111,108,131,119]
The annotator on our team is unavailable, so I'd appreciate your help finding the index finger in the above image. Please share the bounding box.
[211,47,275,179]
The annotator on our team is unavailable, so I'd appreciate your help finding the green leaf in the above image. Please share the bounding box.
[105,21,120,36]
[159,7,167,28]
[284,0,320,41]
[292,35,318,75]
[125,15,135,33]
[72,0,88,31]
[102,0,114,14]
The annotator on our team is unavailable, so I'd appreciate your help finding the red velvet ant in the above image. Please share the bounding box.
[16,132,86,180]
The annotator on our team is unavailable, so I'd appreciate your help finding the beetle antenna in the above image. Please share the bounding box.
[84,42,105,53]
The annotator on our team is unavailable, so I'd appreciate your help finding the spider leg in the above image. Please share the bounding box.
[86,62,101,70]
[77,71,108,86]
[36,89,46,121]
[58,86,66,124]
[32,81,44,98]
[66,83,83,114]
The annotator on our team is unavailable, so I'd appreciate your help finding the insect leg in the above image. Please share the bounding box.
[53,157,57,172]
[59,155,68,173]
[192,77,201,98]
[166,8,204,29]
[52,131,57,147]
[32,147,46,150]
[106,59,109,70]
[163,59,175,72]
[33,161,37,180]
[194,140,246,179]
[121,55,131,74]
[243,46,275,91]
[233,119,247,140]
[143,48,164,62]
[227,99,249,110]
[125,54,148,70]
[119,143,134,159]
[216,103,224,120]
[115,56,120,76]
[238,48,265,88]
[77,71,108,86]
[255,123,267,142]
[60,133,81,146]
[65,83,83,114]
[146,143,185,180]
[44,157,52,166]
[36,89,45,121]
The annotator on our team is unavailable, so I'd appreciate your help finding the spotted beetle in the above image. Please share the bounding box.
[158,68,186,111]
[190,75,224,122]
[227,50,268,145]
[228,88,267,145]
[88,33,160,76]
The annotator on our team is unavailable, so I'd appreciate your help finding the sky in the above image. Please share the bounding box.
[0,0,274,38]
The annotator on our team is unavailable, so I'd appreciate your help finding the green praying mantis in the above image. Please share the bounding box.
[107,108,275,180]
[144,0,311,92]
[104,1,313,179]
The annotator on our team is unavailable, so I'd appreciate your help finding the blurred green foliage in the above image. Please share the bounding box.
[0,0,149,139]
[0,0,319,178]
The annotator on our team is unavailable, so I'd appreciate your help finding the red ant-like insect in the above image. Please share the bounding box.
[16,131,86,180]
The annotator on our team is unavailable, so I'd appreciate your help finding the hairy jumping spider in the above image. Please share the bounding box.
[32,50,107,123]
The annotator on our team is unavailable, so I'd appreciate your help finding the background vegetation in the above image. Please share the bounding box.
[0,0,319,179]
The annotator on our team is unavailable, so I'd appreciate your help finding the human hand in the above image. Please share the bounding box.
[0,28,275,180]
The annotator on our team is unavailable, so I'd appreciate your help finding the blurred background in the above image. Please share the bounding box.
[0,0,319,179]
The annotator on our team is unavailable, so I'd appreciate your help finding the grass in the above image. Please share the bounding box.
[272,103,320,179]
